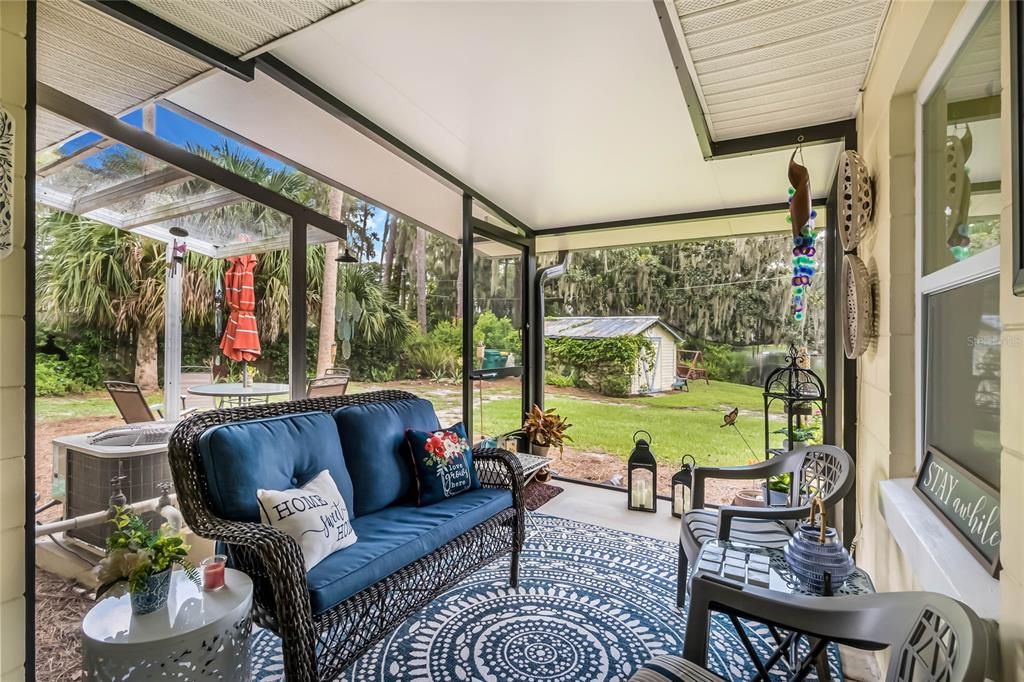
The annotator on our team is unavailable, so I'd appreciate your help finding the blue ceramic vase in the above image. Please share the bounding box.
[130,568,172,615]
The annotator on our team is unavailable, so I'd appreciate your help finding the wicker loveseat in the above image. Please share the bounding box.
[168,390,524,681]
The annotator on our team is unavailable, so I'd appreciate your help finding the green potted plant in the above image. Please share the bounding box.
[522,404,573,457]
[774,425,817,449]
[97,507,199,615]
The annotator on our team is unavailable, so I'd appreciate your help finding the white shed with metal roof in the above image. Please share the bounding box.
[545,316,684,395]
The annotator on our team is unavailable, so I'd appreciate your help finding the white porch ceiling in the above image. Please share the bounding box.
[672,0,888,141]
[251,0,841,232]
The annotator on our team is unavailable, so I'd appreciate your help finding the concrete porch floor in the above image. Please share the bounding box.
[541,479,882,681]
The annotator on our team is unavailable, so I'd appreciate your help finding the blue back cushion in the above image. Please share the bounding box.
[197,412,353,522]
[332,398,439,516]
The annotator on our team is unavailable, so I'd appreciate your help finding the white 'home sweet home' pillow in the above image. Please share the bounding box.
[256,470,357,571]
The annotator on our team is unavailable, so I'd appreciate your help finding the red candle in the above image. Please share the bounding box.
[202,555,226,591]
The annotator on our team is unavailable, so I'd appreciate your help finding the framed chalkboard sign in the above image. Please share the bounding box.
[914,447,1001,576]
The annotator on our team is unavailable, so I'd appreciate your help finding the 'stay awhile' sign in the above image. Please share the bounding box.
[914,447,1001,576]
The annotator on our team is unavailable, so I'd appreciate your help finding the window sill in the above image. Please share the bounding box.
[878,478,999,619]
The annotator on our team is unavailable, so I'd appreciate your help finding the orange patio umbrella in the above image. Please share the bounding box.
[219,254,261,363]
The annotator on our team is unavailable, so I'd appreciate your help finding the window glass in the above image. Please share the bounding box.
[921,4,1001,275]
[925,276,1000,489]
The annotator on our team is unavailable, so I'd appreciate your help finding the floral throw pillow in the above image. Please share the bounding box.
[406,422,480,506]
[256,470,357,571]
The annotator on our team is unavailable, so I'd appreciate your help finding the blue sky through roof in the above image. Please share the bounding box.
[55,104,389,249]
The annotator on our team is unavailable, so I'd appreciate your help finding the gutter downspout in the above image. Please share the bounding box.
[531,251,569,410]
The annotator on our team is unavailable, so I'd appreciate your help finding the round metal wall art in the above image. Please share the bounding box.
[837,150,873,252]
[842,253,873,359]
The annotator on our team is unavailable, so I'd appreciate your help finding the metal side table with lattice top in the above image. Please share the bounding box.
[82,568,253,681]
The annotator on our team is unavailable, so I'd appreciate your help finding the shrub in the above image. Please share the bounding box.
[699,341,747,383]
[545,335,653,397]
[405,338,459,380]
[599,374,631,397]
[474,312,521,356]
[545,370,575,388]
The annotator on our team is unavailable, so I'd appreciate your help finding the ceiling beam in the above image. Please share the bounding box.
[710,119,857,160]
[36,136,115,177]
[653,0,714,159]
[71,166,191,214]
[254,54,534,236]
[120,188,243,230]
[538,198,828,236]
[37,84,349,242]
[81,0,255,81]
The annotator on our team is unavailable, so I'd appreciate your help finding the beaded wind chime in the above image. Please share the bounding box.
[787,140,817,322]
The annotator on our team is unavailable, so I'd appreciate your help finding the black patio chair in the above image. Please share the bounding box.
[631,572,996,681]
[678,445,854,607]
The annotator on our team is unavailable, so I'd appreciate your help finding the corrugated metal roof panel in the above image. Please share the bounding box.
[545,316,670,340]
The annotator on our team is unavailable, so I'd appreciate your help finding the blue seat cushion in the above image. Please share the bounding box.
[332,398,440,516]
[305,488,512,614]
[197,412,353,522]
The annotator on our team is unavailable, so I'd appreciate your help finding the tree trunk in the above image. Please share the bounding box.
[316,188,345,376]
[414,226,428,333]
[381,213,397,290]
[135,324,159,392]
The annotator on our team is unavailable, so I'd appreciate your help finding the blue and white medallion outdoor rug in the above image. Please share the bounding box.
[251,515,843,681]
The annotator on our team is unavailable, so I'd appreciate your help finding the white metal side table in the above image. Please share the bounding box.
[82,568,253,681]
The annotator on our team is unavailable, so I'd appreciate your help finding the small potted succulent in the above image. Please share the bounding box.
[97,507,199,615]
[522,404,573,458]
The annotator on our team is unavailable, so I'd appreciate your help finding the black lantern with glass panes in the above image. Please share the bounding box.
[671,455,697,518]
[763,344,826,459]
[627,430,657,513]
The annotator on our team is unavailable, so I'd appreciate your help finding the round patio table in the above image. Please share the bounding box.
[81,568,253,681]
[188,382,290,406]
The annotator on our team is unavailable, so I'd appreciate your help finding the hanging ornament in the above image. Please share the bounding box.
[944,124,973,261]
[787,140,817,322]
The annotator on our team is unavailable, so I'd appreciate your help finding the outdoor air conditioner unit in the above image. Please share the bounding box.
[51,434,172,552]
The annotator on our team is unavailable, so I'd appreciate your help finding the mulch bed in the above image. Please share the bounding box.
[35,570,93,682]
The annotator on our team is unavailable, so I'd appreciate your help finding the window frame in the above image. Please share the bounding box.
[914,0,1002,471]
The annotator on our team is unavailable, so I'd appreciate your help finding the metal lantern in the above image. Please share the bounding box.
[627,430,657,513]
[671,455,697,518]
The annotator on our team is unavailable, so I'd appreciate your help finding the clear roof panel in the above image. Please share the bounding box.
[35,126,345,259]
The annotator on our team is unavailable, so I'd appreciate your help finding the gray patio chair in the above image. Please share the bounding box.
[105,381,162,423]
[306,375,350,398]
[631,572,995,681]
[678,444,854,607]
[324,366,352,377]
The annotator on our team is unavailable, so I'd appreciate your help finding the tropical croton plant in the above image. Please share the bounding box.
[97,507,199,596]
[522,404,573,453]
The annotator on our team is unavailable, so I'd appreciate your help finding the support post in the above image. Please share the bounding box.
[163,241,182,421]
[462,194,475,435]
[290,218,308,400]
[521,237,537,420]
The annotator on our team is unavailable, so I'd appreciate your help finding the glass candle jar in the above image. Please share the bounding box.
[201,554,227,591]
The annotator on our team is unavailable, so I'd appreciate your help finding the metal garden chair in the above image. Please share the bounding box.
[678,445,854,607]
[632,572,996,681]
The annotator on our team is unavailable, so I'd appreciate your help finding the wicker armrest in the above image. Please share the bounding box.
[474,447,525,550]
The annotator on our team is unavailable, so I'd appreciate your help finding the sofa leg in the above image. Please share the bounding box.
[510,548,520,588]
[677,542,688,609]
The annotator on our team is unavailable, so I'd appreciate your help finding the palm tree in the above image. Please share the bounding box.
[36,211,220,389]
[37,143,332,389]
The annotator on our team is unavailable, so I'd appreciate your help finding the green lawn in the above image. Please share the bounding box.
[35,379,780,469]
[475,380,782,468]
